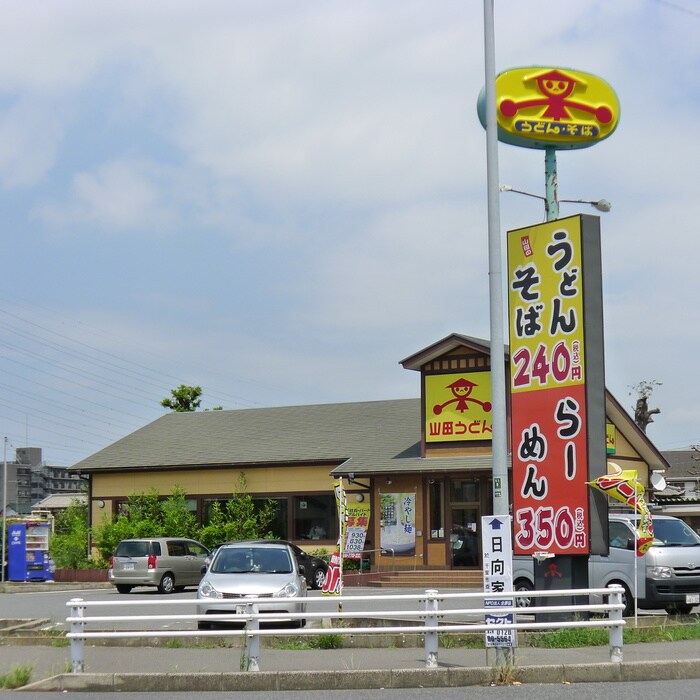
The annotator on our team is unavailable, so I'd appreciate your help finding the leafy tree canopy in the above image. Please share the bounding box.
[161,385,202,412]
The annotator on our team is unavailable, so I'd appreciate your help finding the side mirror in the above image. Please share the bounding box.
[201,564,208,574]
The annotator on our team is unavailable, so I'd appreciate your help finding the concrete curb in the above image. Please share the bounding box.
[19,659,700,692]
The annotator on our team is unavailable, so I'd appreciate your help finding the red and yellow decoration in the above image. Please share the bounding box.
[588,464,654,556]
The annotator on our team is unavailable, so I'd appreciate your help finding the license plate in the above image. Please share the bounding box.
[123,563,134,571]
[685,593,699,605]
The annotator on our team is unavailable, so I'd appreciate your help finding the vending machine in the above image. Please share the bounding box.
[7,521,53,582]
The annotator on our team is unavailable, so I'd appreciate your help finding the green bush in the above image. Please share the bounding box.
[49,500,92,569]
[91,476,277,557]
[92,486,199,560]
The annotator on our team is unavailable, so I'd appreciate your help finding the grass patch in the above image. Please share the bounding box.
[310,633,343,649]
[527,618,700,648]
[440,633,486,649]
[490,660,521,686]
[164,638,183,649]
[529,627,608,648]
[274,634,343,650]
[274,639,314,650]
[0,664,33,689]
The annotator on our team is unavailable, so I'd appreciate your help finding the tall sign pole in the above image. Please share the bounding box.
[544,146,559,221]
[482,0,509,518]
[482,1,513,666]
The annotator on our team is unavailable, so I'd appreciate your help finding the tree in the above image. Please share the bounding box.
[197,474,278,548]
[630,380,662,434]
[161,385,202,412]
[49,499,92,569]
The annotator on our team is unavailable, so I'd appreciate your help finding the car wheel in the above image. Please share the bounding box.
[514,578,533,608]
[115,584,132,594]
[312,567,327,590]
[606,581,633,617]
[197,621,211,630]
[158,573,176,594]
[666,603,694,615]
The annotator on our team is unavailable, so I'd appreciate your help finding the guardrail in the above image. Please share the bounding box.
[66,586,625,673]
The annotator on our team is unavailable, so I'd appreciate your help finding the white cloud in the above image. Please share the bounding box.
[2,0,700,462]
[34,159,178,232]
[0,97,65,188]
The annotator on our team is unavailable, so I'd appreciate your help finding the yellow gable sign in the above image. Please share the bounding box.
[424,372,492,442]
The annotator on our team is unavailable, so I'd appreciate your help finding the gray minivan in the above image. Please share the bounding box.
[109,538,210,594]
[513,513,700,616]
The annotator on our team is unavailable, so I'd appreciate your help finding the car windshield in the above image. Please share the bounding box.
[652,519,700,547]
[211,547,293,574]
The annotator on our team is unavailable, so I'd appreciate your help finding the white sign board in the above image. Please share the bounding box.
[481,515,517,648]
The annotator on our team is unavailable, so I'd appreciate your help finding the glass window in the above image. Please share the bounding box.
[609,522,633,549]
[186,541,209,558]
[167,541,186,557]
[450,479,479,504]
[294,495,336,541]
[429,480,445,539]
[202,498,227,525]
[255,497,288,539]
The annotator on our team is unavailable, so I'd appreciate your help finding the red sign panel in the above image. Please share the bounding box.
[508,216,597,556]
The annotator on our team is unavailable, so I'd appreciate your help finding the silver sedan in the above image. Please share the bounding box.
[197,542,307,629]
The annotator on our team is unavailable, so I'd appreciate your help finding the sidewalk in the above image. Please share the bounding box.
[6,637,700,692]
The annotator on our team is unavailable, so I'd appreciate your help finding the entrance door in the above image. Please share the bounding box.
[449,479,480,568]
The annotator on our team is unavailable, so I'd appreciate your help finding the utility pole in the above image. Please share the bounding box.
[2,437,8,583]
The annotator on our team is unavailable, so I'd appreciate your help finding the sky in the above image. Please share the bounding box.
[1,0,698,468]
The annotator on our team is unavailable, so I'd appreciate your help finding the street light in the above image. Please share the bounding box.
[500,185,611,213]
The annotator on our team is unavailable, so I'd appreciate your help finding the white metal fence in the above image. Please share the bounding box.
[66,587,625,673]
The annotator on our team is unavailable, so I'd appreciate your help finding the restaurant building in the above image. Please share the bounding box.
[71,333,668,573]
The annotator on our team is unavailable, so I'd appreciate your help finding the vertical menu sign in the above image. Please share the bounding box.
[508,215,604,556]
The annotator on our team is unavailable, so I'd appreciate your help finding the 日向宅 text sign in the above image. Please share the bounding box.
[508,215,606,556]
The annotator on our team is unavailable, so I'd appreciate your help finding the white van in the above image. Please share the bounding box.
[512,513,700,616]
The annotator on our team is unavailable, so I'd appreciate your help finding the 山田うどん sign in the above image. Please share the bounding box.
[478,66,619,150]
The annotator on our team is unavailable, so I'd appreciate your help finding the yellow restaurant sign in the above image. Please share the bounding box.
[424,372,492,442]
[478,66,620,150]
[606,423,617,454]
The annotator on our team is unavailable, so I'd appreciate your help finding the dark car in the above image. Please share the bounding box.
[207,539,328,590]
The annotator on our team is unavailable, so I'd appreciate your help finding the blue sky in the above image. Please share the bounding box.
[1,0,699,466]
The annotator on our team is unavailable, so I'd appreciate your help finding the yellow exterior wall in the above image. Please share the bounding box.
[91,464,338,500]
[605,417,650,486]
